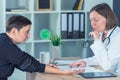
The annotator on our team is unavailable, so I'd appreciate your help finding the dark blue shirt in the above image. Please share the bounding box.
[0,33,45,80]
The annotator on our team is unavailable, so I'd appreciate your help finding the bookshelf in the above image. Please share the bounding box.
[0,0,113,80]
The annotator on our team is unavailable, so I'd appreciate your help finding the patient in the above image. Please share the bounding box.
[0,15,84,80]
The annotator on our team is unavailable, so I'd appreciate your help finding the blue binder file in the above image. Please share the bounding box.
[61,13,68,39]
[67,13,73,39]
[73,13,80,39]
[79,13,85,38]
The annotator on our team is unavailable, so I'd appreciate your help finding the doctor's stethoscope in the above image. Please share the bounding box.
[83,26,117,48]
[103,26,117,46]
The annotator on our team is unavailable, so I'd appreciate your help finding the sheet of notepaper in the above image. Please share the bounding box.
[57,65,104,73]
[54,59,77,65]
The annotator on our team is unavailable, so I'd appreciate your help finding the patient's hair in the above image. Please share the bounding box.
[6,15,31,32]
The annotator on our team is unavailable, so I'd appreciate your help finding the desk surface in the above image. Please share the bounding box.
[27,58,120,80]
[26,72,120,80]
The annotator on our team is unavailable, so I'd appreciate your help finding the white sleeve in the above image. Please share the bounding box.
[90,40,110,70]
[82,56,99,66]
[90,30,120,72]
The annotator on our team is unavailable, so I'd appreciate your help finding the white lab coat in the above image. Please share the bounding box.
[83,26,120,74]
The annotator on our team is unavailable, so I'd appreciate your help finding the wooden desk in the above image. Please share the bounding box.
[27,58,120,80]
[26,72,120,80]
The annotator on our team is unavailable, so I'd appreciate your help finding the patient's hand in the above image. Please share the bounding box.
[48,64,59,69]
[63,68,85,75]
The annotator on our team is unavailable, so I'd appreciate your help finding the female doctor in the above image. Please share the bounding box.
[70,3,120,74]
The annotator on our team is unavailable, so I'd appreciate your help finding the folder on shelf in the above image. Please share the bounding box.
[73,0,83,10]
[77,0,83,10]
[73,0,80,10]
[61,13,68,39]
[73,13,80,39]
[79,13,85,38]
[67,13,73,39]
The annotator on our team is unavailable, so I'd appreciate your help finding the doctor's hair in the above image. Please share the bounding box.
[90,3,119,30]
[6,15,32,32]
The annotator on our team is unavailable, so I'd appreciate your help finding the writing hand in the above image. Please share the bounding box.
[69,61,86,68]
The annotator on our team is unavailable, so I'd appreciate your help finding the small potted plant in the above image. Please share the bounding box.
[49,34,61,61]
[49,34,61,46]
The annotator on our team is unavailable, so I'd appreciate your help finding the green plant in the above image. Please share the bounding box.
[49,34,61,46]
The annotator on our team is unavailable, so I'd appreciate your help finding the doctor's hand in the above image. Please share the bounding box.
[89,31,100,40]
[69,61,86,68]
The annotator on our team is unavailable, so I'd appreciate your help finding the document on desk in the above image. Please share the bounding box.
[83,66,104,73]
[54,59,77,65]
[55,59,103,73]
[57,65,104,73]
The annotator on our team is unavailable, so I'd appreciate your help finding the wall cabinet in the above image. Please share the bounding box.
[0,0,113,80]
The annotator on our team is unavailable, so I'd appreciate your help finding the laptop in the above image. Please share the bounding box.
[80,72,117,78]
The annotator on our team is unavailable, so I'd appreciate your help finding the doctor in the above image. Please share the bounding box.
[70,3,120,73]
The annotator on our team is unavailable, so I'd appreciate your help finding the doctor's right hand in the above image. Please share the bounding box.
[69,61,86,68]
[89,31,100,40]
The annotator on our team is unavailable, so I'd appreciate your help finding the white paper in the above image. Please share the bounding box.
[55,59,104,72]
[57,65,104,73]
[57,65,78,71]
[54,60,77,65]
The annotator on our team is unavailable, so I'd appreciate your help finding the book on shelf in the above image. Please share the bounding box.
[73,0,83,10]
[6,8,28,12]
[77,0,83,10]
